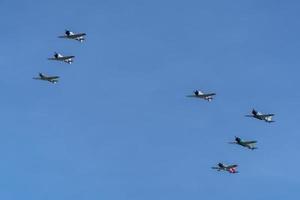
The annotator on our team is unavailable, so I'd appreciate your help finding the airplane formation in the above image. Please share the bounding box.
[33,30,86,84]
[34,29,274,175]
[187,91,275,174]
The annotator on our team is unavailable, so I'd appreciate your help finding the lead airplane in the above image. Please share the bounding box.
[229,136,257,150]
[33,73,59,84]
[187,90,216,101]
[245,109,275,123]
[58,30,86,42]
[212,163,238,174]
[48,52,75,64]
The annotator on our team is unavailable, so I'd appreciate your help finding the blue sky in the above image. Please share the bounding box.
[0,0,300,199]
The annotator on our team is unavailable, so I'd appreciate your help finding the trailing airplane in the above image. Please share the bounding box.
[212,163,238,174]
[33,73,59,84]
[187,90,216,101]
[245,109,275,123]
[48,52,75,64]
[58,30,86,42]
[229,136,257,150]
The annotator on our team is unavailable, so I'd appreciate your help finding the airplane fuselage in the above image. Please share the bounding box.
[238,142,256,150]
[62,31,86,42]
[213,163,238,173]
[194,91,214,101]
[50,54,74,64]
[253,114,273,122]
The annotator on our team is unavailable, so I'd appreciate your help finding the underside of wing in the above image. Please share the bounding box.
[186,95,199,98]
[261,114,274,117]
[62,56,75,59]
[74,33,86,37]
[199,93,216,97]
[48,76,59,80]
[205,93,216,96]
[227,164,238,169]
[243,141,257,144]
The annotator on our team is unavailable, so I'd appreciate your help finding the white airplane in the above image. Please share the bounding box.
[245,109,275,123]
[229,136,257,150]
[33,73,59,84]
[212,163,238,174]
[58,30,86,42]
[48,52,75,64]
[187,90,216,101]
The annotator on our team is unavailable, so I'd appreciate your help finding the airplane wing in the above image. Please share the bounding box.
[211,167,220,170]
[201,93,216,97]
[33,77,41,80]
[243,141,257,144]
[186,93,216,98]
[226,164,238,169]
[228,142,237,144]
[186,95,198,98]
[61,56,75,59]
[48,76,59,80]
[58,33,86,38]
[48,58,57,60]
[261,114,274,117]
[49,56,74,60]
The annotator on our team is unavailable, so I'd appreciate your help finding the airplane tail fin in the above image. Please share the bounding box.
[252,109,258,115]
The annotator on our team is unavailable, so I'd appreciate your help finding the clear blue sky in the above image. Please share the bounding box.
[0,0,300,199]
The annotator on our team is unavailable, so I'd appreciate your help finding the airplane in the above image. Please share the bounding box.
[229,136,257,150]
[245,109,275,123]
[48,52,75,64]
[33,73,59,84]
[212,163,238,174]
[186,90,216,101]
[58,30,86,42]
